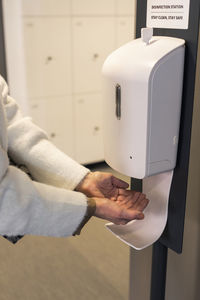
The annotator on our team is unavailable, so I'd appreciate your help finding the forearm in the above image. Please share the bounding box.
[0,166,89,237]
[5,95,90,190]
[73,198,96,235]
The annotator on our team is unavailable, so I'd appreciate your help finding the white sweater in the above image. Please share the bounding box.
[0,75,90,237]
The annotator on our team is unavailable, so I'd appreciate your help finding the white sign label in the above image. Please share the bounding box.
[146,0,190,29]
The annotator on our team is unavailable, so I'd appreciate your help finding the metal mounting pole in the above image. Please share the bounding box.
[150,242,168,300]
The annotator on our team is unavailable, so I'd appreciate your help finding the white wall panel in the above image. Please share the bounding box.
[21,0,70,16]
[29,96,75,158]
[23,17,72,98]
[74,93,104,164]
[116,0,136,16]
[72,0,115,15]
[3,1,136,165]
[72,17,115,93]
[116,17,135,47]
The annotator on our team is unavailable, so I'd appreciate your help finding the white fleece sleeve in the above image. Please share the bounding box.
[0,76,90,238]
[0,166,88,237]
[4,95,90,190]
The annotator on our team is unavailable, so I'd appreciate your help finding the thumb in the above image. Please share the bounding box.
[120,209,144,221]
[112,176,129,189]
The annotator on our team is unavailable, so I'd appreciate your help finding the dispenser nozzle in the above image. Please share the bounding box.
[141,27,153,45]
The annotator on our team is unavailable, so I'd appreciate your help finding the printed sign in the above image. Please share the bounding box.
[146,0,190,29]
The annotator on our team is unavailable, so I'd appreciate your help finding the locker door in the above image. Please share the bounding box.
[74,93,104,164]
[23,17,72,98]
[29,96,75,158]
[21,0,71,16]
[71,0,115,15]
[72,17,115,93]
[116,17,135,47]
[116,0,136,15]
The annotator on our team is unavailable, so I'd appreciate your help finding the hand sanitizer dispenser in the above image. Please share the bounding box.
[102,29,185,179]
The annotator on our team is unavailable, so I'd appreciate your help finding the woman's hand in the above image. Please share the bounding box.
[76,171,149,225]
[75,171,129,199]
[93,190,149,225]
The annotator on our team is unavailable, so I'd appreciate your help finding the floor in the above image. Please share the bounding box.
[0,162,131,300]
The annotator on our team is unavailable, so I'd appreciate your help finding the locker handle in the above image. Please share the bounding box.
[115,84,121,120]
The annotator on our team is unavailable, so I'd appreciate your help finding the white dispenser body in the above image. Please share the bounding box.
[102,36,185,179]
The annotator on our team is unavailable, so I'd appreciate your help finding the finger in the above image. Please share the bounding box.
[118,189,131,196]
[112,176,129,189]
[135,212,144,220]
[116,194,130,203]
[126,211,145,220]
[110,196,117,201]
[117,190,140,205]
[137,198,149,211]
[116,195,136,208]
[115,219,130,225]
[116,191,144,207]
[119,208,145,221]
[113,213,144,225]
[122,198,148,211]
[130,192,147,207]
[138,193,147,201]
[133,191,143,202]
[133,197,149,211]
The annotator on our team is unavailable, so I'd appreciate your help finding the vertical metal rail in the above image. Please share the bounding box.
[150,242,168,300]
[130,180,168,300]
[0,0,7,79]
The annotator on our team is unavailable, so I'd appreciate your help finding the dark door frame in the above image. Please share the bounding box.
[0,0,7,79]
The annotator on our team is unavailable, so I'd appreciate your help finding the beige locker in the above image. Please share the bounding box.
[29,97,75,158]
[20,1,136,165]
[74,94,104,164]
[72,17,115,94]
[71,0,115,15]
[116,17,135,47]
[21,0,70,16]
[116,0,136,15]
[23,17,72,98]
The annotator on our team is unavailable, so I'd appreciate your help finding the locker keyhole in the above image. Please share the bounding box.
[45,56,53,64]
